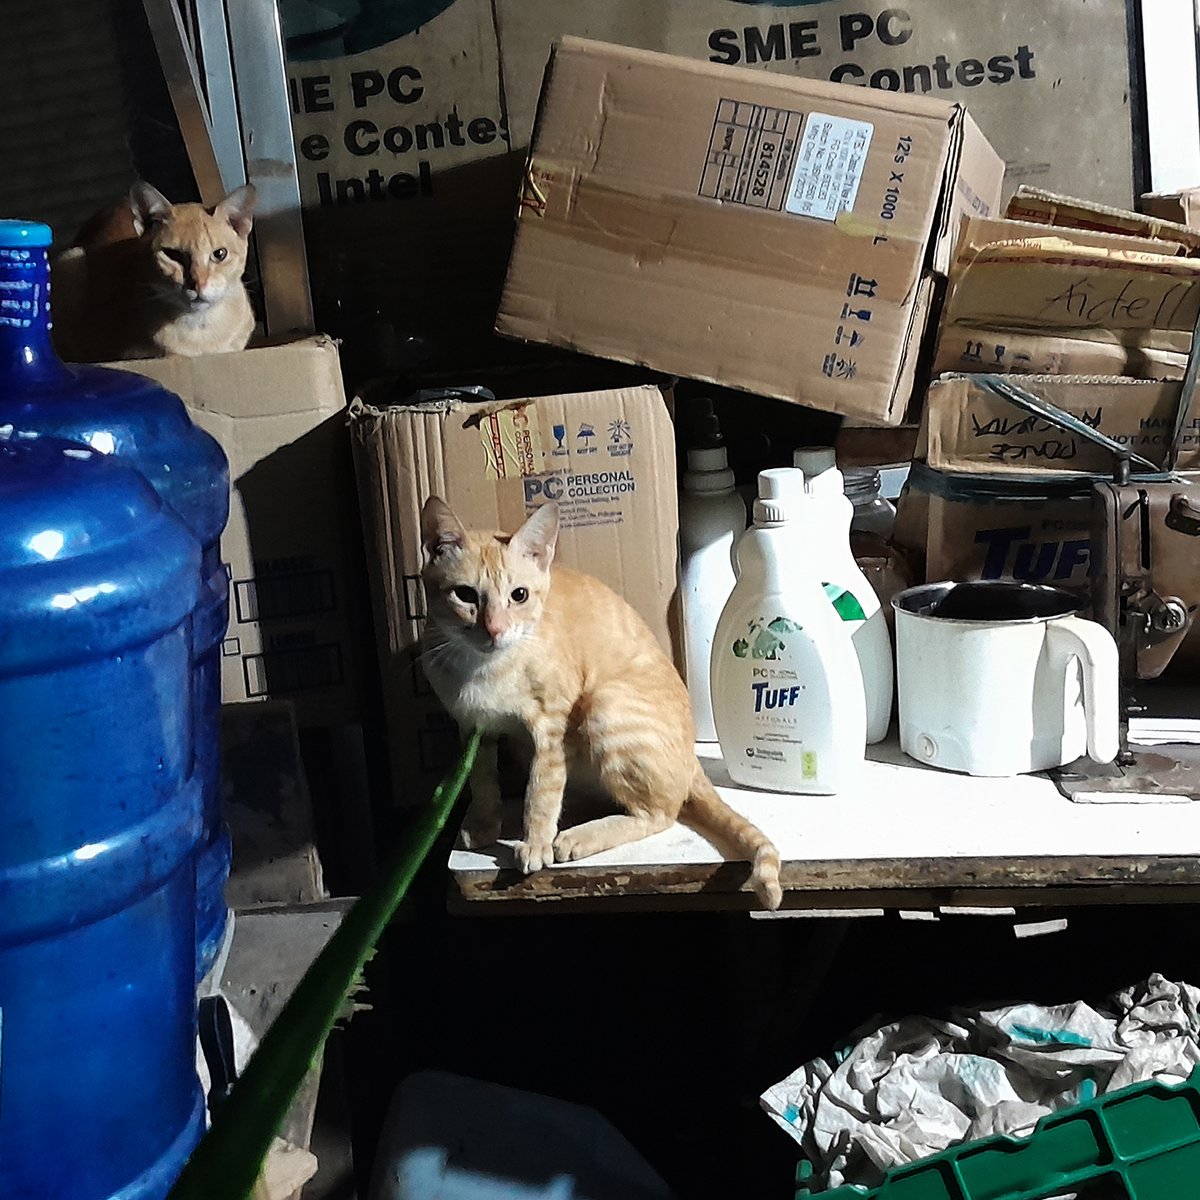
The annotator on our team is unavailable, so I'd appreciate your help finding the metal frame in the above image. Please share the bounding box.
[142,0,314,338]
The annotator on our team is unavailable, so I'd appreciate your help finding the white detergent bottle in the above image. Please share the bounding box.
[793,447,895,744]
[711,468,866,794]
[679,401,747,741]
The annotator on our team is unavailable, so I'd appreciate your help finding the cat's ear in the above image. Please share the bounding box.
[510,502,559,569]
[216,184,257,239]
[421,496,466,561]
[129,182,172,236]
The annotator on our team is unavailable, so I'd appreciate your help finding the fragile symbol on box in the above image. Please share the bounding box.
[822,354,858,381]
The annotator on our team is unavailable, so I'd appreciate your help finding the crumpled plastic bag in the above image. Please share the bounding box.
[761,973,1200,1191]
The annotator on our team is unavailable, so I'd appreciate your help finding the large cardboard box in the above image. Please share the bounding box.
[109,338,368,727]
[496,38,1003,425]
[283,0,1138,378]
[920,375,1200,476]
[350,383,678,803]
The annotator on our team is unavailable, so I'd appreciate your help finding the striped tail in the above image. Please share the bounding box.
[685,766,782,910]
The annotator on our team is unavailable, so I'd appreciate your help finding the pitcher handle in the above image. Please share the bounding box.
[1046,615,1120,764]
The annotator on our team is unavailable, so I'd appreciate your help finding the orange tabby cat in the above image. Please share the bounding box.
[51,181,257,361]
[420,496,783,910]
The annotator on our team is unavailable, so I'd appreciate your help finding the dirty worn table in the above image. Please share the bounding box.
[447,739,1200,916]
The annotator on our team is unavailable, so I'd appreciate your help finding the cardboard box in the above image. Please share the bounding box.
[920,374,1200,476]
[938,216,1200,342]
[109,338,368,727]
[495,37,1003,426]
[931,325,1189,379]
[284,0,1140,378]
[1141,187,1200,232]
[349,382,678,803]
[893,462,1094,594]
[1006,186,1200,255]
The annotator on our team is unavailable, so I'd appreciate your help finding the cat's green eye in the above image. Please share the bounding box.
[212,247,228,262]
[450,585,478,606]
[510,587,529,604]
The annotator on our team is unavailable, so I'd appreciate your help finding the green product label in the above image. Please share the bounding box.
[801,751,818,780]
[732,616,803,660]
[823,581,867,622]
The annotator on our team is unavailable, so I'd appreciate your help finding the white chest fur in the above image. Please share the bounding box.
[422,635,531,736]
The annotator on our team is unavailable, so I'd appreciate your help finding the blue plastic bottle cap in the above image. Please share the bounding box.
[0,221,53,249]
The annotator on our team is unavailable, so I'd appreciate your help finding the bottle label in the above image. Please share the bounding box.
[724,613,824,778]
[731,615,802,660]
[823,582,867,622]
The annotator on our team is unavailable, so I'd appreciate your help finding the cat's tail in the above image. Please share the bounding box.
[684,767,783,910]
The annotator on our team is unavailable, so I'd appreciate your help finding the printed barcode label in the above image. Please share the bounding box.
[786,113,874,221]
[234,569,336,623]
[243,643,343,697]
[700,99,806,210]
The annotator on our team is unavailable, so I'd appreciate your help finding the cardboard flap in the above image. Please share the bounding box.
[1008,186,1200,255]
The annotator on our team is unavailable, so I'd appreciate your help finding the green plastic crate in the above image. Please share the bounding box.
[796,1067,1200,1200]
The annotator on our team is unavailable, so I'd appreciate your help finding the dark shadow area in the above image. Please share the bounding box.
[342,877,1200,1200]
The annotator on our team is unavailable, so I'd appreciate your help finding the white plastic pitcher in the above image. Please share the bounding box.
[892,580,1120,777]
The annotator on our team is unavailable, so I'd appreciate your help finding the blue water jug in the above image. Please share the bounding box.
[0,432,205,1200]
[0,220,232,979]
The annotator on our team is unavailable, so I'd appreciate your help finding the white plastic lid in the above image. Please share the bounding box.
[793,446,837,475]
[793,445,845,499]
[753,467,808,524]
[683,445,734,493]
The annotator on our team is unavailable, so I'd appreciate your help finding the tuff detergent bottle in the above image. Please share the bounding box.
[711,468,866,794]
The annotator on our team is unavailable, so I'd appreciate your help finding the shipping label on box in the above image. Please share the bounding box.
[106,338,368,728]
[922,375,1200,476]
[350,382,679,803]
[497,37,1002,425]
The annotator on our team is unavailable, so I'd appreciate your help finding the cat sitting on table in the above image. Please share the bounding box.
[52,181,257,362]
[419,496,783,910]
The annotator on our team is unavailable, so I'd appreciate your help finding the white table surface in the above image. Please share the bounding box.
[447,739,1200,910]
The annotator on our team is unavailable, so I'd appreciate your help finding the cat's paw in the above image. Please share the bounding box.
[513,838,555,874]
[552,829,597,863]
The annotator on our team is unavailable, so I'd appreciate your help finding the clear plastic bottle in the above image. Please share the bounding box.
[845,466,897,539]
[711,468,866,794]
[793,448,895,745]
[679,401,747,741]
